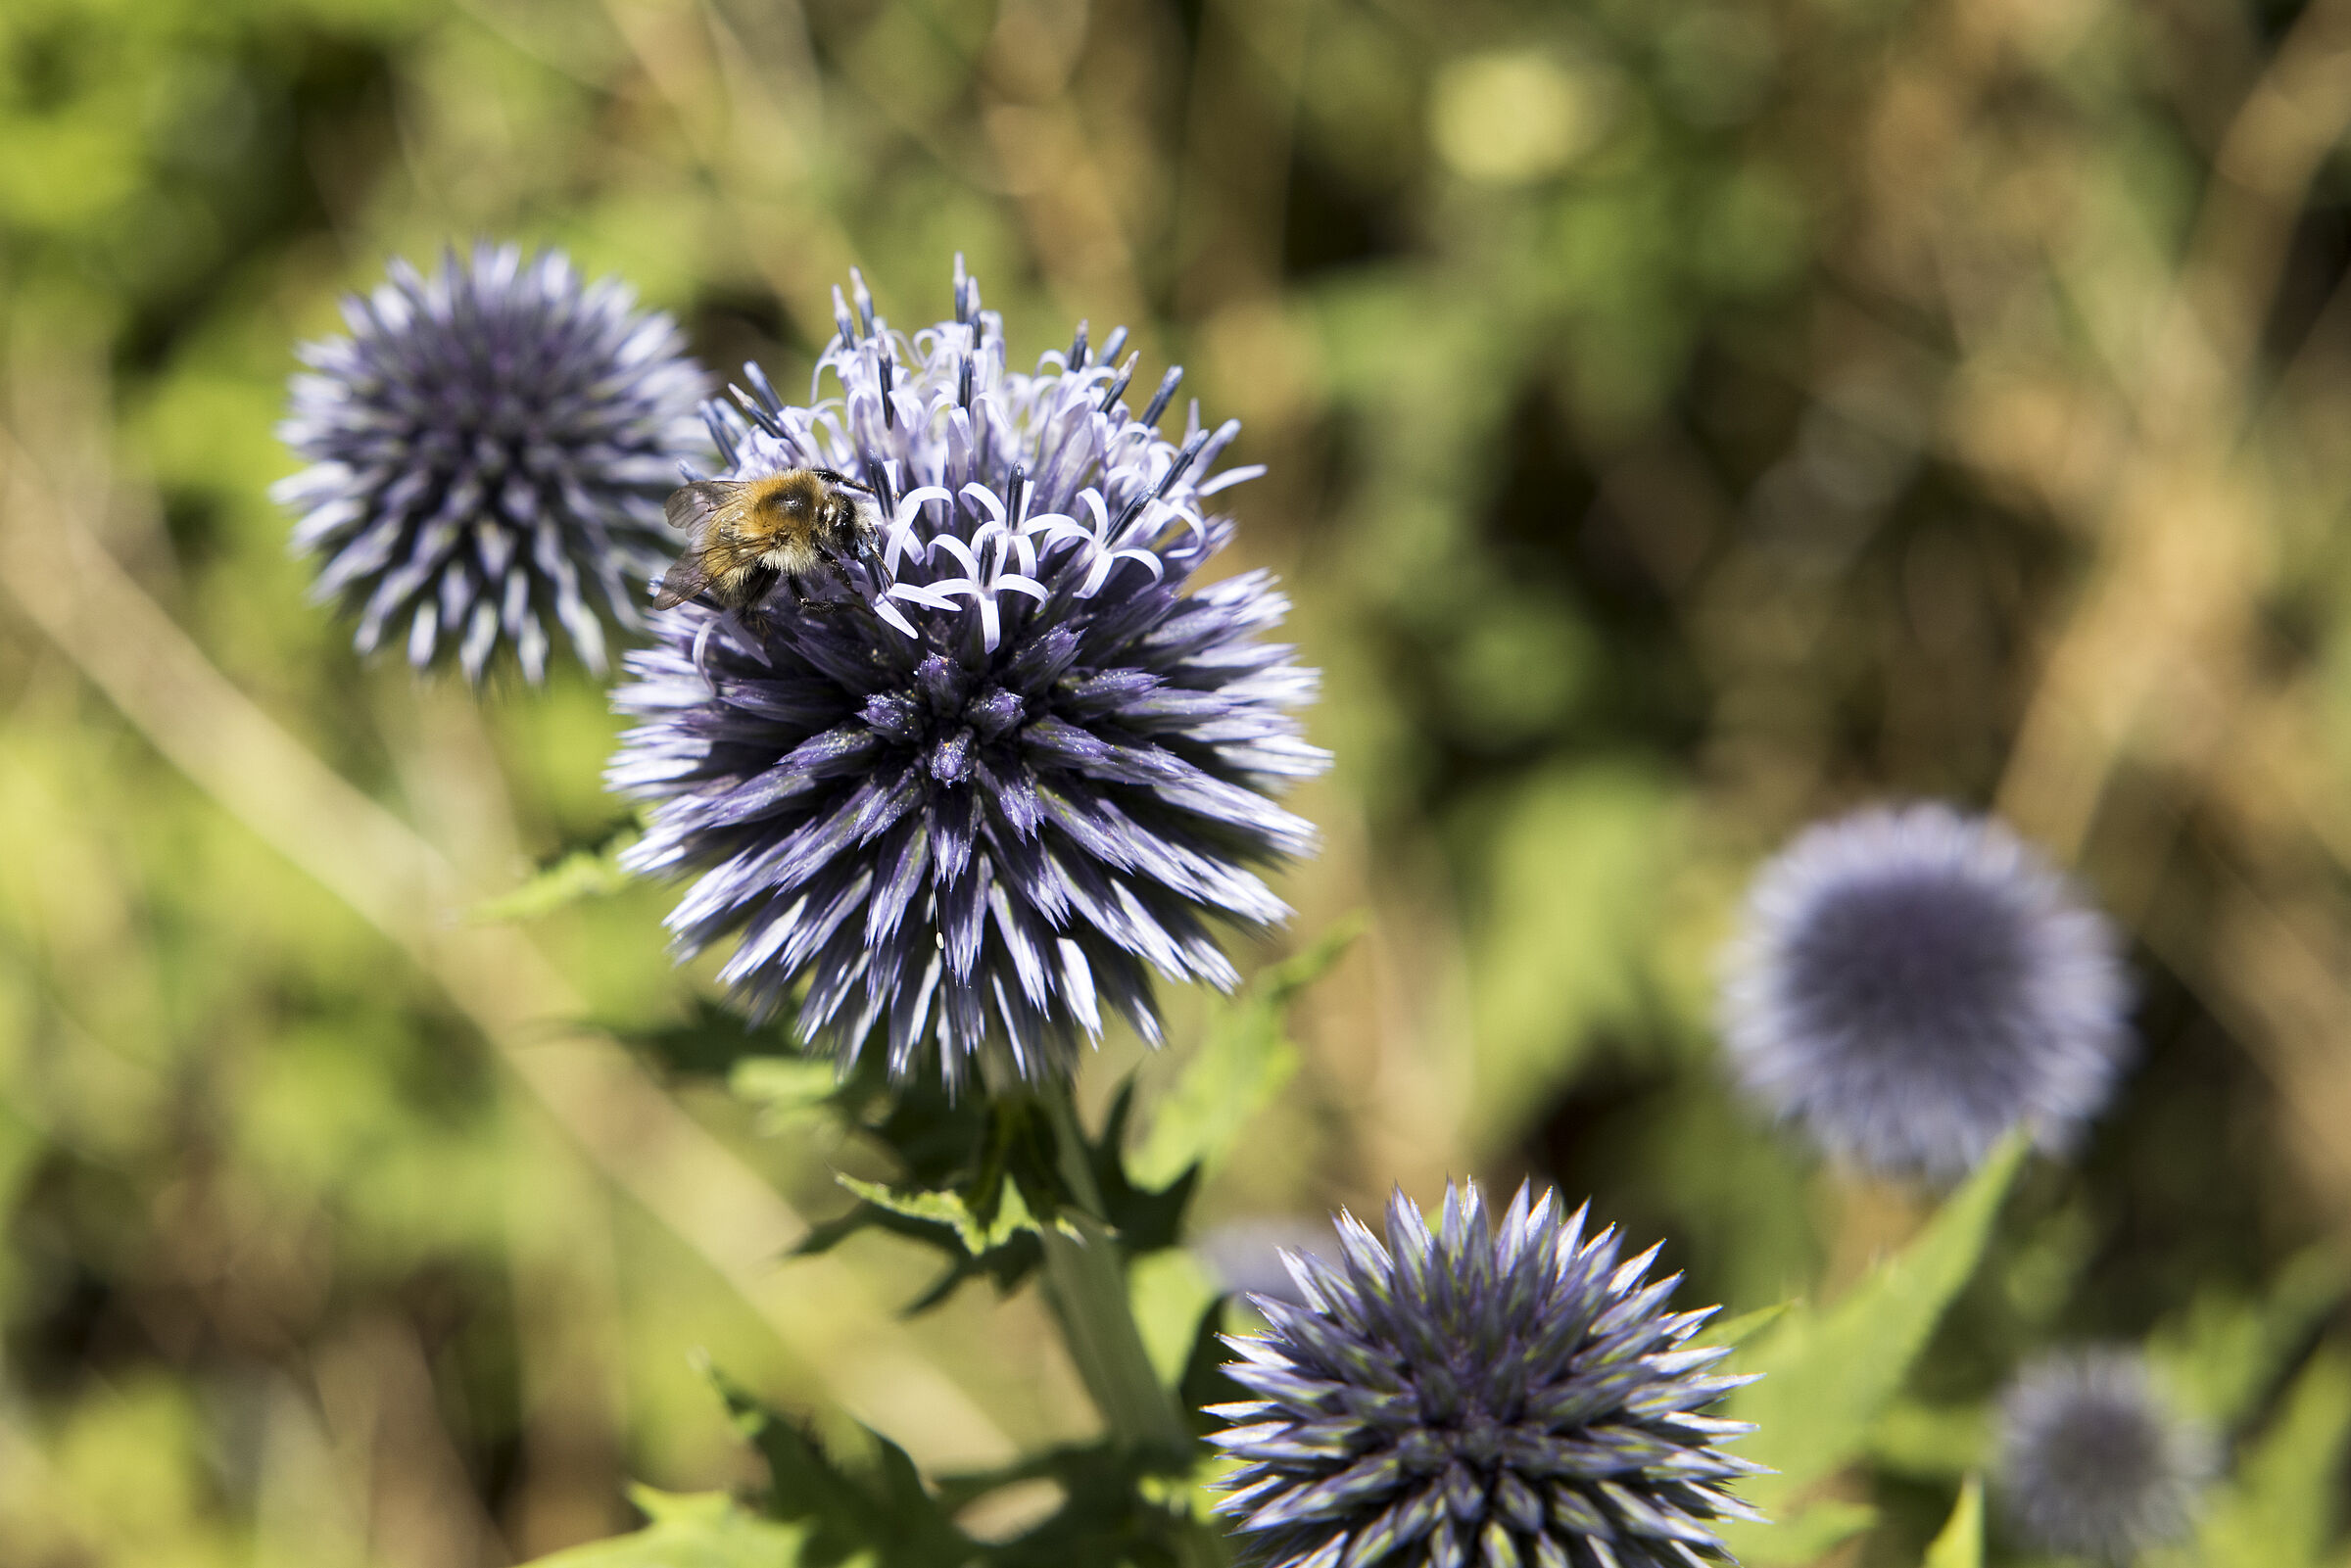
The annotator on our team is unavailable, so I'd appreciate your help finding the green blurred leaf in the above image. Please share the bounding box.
[2195,1345,2351,1568]
[732,1054,844,1131]
[1921,1477,1982,1568]
[2148,1245,2351,1427]
[469,823,639,924]
[1749,1499,1876,1562]
[527,1489,807,1567]
[1868,1399,1990,1480]
[1128,918,1361,1190]
[1711,1302,1792,1348]
[1720,1132,2028,1560]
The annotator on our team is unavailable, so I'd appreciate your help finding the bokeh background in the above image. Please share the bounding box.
[2,0,2349,1561]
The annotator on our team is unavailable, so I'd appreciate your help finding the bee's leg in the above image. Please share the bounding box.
[789,572,861,618]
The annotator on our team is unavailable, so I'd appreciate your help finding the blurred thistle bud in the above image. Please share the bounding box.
[1718,802,2133,1181]
[274,243,707,684]
[608,261,1325,1086]
[1208,1180,1762,1568]
[1995,1350,2212,1559]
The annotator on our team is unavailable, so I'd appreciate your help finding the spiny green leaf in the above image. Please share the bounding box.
[1128,917,1362,1189]
[468,822,640,924]
[1718,1130,2028,1560]
[838,1172,1076,1257]
[522,1488,806,1567]
[1922,1477,1983,1568]
[711,1368,974,1568]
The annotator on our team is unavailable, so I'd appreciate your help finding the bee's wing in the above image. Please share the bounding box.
[652,550,715,610]
[664,480,741,534]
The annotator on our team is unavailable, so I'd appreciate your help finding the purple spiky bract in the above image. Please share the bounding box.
[1208,1180,1762,1568]
[1718,802,2134,1181]
[274,243,707,684]
[1995,1350,2211,1559]
[606,261,1326,1085]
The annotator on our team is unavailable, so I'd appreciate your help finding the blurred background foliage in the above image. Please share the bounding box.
[3,0,2351,1561]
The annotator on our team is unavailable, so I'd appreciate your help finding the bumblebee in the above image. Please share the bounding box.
[653,467,882,615]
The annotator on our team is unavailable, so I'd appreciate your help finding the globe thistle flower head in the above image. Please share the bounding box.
[1718,802,2133,1181]
[1208,1180,1763,1568]
[608,261,1326,1086]
[1995,1350,2212,1559]
[274,243,707,683]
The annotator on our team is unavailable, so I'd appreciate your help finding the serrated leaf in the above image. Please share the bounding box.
[1922,1477,1982,1568]
[838,1172,1075,1257]
[936,1440,1212,1568]
[1718,1131,2028,1560]
[522,1488,806,1567]
[1128,918,1361,1189]
[469,824,640,924]
[712,1369,974,1568]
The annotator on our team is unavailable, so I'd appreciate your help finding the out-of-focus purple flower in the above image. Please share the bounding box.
[274,243,706,683]
[1719,802,2133,1180]
[1208,1180,1761,1568]
[608,261,1325,1085]
[1995,1350,2211,1559]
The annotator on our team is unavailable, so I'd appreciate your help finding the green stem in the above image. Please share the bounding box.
[1031,1080,1195,1458]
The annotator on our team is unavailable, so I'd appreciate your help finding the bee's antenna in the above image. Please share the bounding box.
[1140,364,1183,427]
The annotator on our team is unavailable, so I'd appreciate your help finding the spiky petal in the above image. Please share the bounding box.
[274,242,707,683]
[607,261,1326,1084]
[1718,802,2134,1180]
[1207,1179,1763,1568]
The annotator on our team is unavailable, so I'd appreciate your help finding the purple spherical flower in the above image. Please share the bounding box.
[1995,1350,2211,1559]
[607,262,1326,1084]
[1208,1180,1762,1568]
[1719,802,2133,1180]
[274,243,707,683]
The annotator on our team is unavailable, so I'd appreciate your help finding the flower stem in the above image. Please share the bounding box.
[1032,1080,1196,1459]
